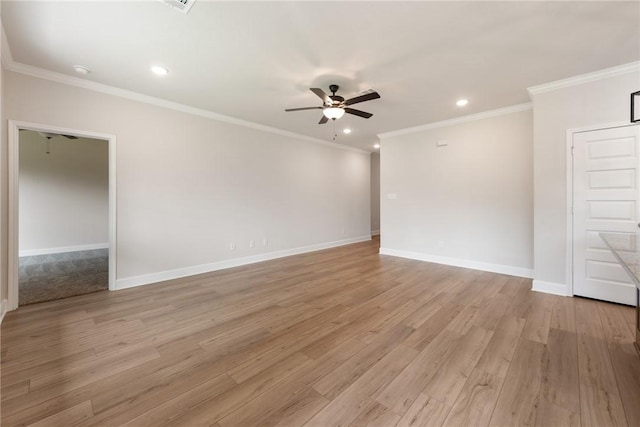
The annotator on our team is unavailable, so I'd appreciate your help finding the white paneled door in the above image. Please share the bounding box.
[573,125,640,306]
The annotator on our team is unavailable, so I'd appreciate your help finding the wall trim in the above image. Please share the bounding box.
[19,243,109,257]
[532,280,570,297]
[371,229,380,236]
[378,247,533,279]
[377,103,532,140]
[0,22,13,68]
[4,60,367,155]
[566,127,574,297]
[527,61,640,96]
[0,299,8,324]
[116,235,372,290]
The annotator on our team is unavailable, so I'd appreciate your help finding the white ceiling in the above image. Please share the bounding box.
[3,1,639,151]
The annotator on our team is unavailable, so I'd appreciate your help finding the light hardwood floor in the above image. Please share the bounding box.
[2,238,639,426]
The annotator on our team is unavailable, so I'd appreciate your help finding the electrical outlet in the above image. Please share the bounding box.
[249,240,255,248]
[230,242,236,251]
[263,239,268,247]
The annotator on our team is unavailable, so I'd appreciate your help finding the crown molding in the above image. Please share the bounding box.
[527,61,640,96]
[1,21,14,69]
[3,58,368,154]
[377,102,532,140]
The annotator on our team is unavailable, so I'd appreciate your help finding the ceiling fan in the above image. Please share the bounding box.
[18,130,79,154]
[285,84,381,124]
[17,129,79,140]
[37,132,78,140]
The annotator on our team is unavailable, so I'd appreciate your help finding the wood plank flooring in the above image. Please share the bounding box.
[2,237,639,426]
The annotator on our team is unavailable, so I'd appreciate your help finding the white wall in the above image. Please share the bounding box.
[370,152,380,234]
[4,71,370,290]
[18,131,108,253]
[531,68,640,293]
[1,3,7,308]
[379,109,533,277]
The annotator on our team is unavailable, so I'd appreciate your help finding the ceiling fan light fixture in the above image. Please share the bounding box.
[323,107,345,120]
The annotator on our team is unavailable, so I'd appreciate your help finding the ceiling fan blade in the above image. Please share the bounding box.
[62,135,78,139]
[344,91,381,106]
[345,108,373,119]
[285,106,323,112]
[318,115,329,124]
[310,88,332,105]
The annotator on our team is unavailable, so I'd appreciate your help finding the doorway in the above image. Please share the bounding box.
[8,121,117,310]
[571,123,640,305]
[371,151,380,237]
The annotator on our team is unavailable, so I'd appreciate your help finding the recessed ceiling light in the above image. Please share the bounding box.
[73,65,90,75]
[456,99,469,107]
[343,128,352,134]
[374,143,380,149]
[151,65,169,76]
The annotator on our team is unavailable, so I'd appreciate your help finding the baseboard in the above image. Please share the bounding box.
[19,243,109,257]
[371,230,380,236]
[378,247,533,278]
[0,299,8,324]
[531,280,570,297]
[116,235,372,290]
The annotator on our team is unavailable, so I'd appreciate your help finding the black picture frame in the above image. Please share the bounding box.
[632,91,640,123]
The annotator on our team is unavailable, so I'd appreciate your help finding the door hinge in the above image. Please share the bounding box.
[571,145,575,155]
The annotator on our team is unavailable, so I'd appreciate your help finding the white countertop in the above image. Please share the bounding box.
[600,232,640,289]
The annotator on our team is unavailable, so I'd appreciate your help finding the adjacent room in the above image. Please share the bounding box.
[18,130,109,305]
[0,1,639,426]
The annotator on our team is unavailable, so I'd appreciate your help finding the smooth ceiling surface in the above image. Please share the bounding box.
[3,1,639,150]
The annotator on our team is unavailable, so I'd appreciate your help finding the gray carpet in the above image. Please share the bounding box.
[19,249,109,305]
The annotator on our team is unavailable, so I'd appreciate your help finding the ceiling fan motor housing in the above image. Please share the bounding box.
[328,85,344,106]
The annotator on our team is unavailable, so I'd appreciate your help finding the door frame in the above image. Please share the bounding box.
[8,120,117,311]
[566,121,640,297]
